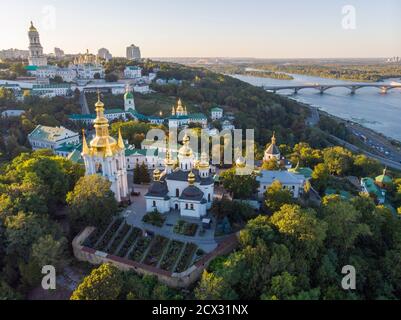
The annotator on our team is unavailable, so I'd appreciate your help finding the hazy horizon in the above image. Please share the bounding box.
[1,0,400,59]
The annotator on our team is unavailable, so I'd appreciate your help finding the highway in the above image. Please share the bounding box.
[329,135,401,171]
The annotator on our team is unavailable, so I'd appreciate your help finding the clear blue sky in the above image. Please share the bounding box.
[1,0,400,58]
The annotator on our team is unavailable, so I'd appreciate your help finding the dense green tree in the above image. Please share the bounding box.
[323,147,353,176]
[66,175,118,235]
[71,264,123,300]
[31,235,68,270]
[195,271,238,300]
[220,168,258,199]
[264,180,293,213]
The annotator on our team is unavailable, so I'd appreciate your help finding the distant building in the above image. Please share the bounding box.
[28,22,47,67]
[256,170,306,199]
[28,125,79,151]
[54,47,65,59]
[126,44,141,60]
[124,66,142,79]
[168,99,207,129]
[97,48,112,61]
[1,110,25,118]
[27,65,77,83]
[211,106,223,121]
[31,84,72,98]
[0,49,29,60]
[124,85,135,111]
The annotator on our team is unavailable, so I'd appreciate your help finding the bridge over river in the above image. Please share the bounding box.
[263,83,401,94]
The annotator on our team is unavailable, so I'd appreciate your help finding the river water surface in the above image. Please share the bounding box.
[233,73,401,141]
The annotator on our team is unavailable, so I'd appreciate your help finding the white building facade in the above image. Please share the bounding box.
[145,134,214,219]
[256,170,306,199]
[28,125,79,151]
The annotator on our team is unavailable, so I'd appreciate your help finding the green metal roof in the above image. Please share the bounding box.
[361,177,385,201]
[28,125,78,142]
[211,107,223,112]
[288,167,313,179]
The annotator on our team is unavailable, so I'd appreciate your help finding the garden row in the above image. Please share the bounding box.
[83,219,204,273]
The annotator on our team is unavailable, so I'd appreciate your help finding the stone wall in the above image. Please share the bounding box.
[72,227,238,288]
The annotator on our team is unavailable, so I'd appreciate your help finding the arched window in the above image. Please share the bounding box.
[96,163,103,174]
[153,201,156,207]
[208,194,211,202]
[190,204,194,210]
[176,189,180,197]
[185,204,188,209]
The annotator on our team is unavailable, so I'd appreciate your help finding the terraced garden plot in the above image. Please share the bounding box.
[175,243,198,273]
[130,236,152,262]
[143,235,169,267]
[159,240,185,272]
[107,223,131,254]
[173,220,199,237]
[83,227,104,248]
[95,218,123,251]
[117,227,142,258]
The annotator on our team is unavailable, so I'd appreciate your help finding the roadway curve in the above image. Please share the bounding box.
[329,135,401,171]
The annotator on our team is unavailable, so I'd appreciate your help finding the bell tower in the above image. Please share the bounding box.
[81,93,129,202]
[28,21,47,67]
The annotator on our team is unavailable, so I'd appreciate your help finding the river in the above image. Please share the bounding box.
[232,73,401,142]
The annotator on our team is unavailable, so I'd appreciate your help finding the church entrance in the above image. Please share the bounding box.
[175,204,179,210]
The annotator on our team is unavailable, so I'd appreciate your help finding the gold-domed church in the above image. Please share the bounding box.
[145,133,214,219]
[81,93,129,202]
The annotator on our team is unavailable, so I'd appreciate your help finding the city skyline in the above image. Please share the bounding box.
[0,0,400,59]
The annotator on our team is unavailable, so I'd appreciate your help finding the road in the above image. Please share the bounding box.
[329,135,401,171]
[79,90,90,115]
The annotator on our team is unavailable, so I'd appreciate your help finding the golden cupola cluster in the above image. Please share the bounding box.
[188,171,196,185]
[82,93,125,157]
[197,152,210,170]
[179,133,193,157]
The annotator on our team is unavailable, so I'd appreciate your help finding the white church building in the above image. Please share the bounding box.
[81,94,129,203]
[145,134,214,219]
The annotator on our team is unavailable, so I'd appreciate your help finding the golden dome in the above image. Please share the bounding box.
[153,169,161,181]
[176,98,184,113]
[188,171,196,185]
[179,133,193,157]
[198,152,210,169]
[29,21,37,32]
[88,92,122,157]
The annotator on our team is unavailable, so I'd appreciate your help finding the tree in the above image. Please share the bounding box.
[4,212,61,260]
[133,163,141,184]
[321,196,371,252]
[352,155,381,177]
[71,264,123,300]
[261,159,279,170]
[105,73,119,82]
[139,163,150,184]
[31,235,68,270]
[311,163,330,193]
[195,271,238,300]
[239,215,275,247]
[261,272,297,300]
[66,175,118,235]
[220,168,258,199]
[265,181,293,213]
[270,204,327,259]
[323,147,353,176]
